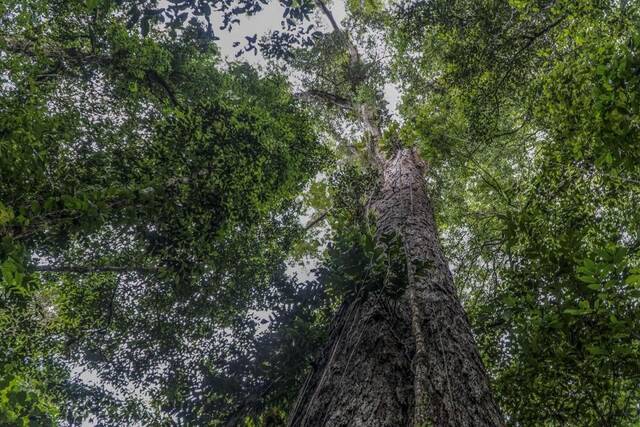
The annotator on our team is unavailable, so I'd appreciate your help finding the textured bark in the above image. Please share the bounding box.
[289,149,504,426]
[288,298,413,426]
[374,149,504,426]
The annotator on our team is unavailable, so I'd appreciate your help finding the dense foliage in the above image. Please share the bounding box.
[0,0,327,424]
[1,0,639,425]
[392,0,640,424]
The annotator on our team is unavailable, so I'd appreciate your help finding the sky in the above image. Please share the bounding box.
[214,0,347,63]
[211,0,401,116]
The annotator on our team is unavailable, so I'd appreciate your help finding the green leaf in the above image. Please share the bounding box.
[0,202,15,225]
[625,274,640,286]
[578,274,598,284]
[86,0,99,11]
[586,345,607,355]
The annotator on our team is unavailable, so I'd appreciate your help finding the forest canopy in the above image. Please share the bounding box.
[1,0,639,426]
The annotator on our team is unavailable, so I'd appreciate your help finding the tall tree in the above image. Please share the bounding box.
[285,2,503,426]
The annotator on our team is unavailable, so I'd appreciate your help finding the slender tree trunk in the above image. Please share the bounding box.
[289,148,504,426]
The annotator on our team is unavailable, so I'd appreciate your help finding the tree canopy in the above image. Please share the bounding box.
[1,0,639,425]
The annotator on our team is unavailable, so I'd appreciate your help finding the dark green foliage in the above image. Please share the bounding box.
[315,165,410,302]
[182,271,331,426]
[0,0,329,423]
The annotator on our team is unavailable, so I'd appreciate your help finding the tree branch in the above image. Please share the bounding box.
[493,14,568,95]
[33,265,160,274]
[297,89,353,110]
[314,0,342,34]
[304,209,331,232]
[4,36,180,107]
[146,69,180,107]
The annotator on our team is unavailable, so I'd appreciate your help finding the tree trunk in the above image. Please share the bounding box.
[289,148,504,426]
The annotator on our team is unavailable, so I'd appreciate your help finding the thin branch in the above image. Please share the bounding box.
[521,14,568,42]
[297,89,353,110]
[493,14,568,95]
[33,265,160,274]
[146,69,180,107]
[304,209,331,231]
